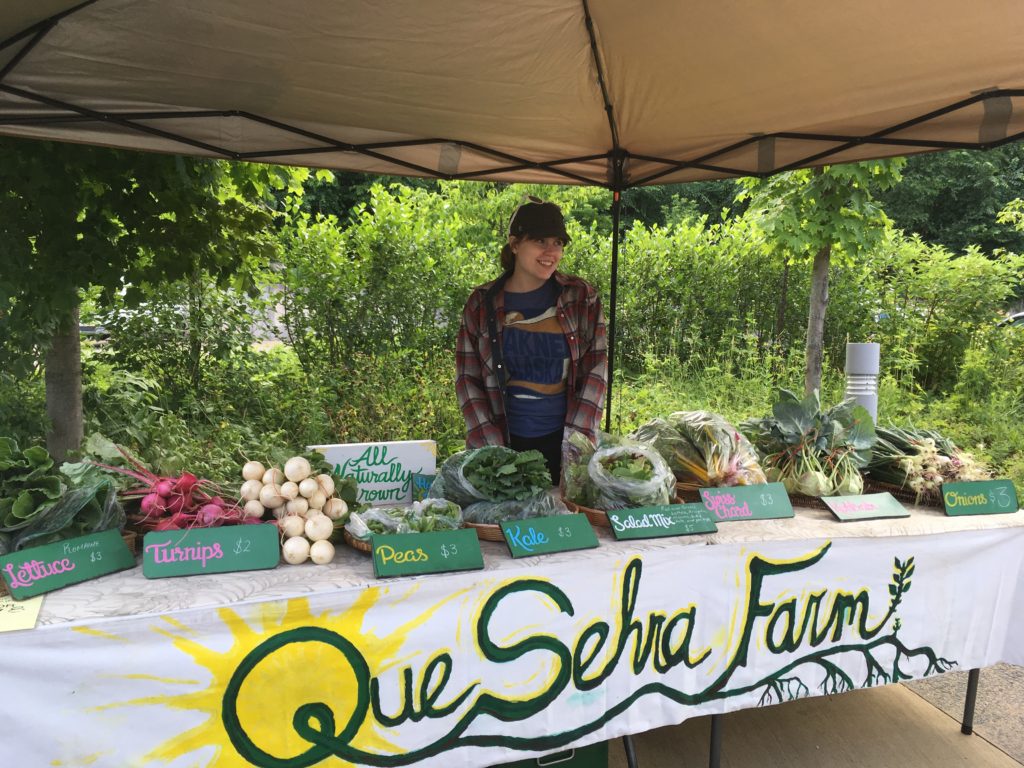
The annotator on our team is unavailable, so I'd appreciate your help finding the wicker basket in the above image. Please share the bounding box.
[463,521,505,542]
[562,496,684,528]
[342,530,372,553]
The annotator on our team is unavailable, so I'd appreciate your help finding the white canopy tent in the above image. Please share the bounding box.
[3,0,1024,420]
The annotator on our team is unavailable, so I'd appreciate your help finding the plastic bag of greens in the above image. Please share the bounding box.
[430,446,551,506]
[14,478,125,551]
[345,507,412,539]
[462,492,569,525]
[632,412,766,489]
[564,432,675,510]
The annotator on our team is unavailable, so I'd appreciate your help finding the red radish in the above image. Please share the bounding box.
[154,479,174,497]
[173,472,199,496]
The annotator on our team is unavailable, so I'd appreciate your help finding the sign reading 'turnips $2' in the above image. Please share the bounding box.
[309,440,437,505]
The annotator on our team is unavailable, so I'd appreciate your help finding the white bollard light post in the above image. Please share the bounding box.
[845,342,880,421]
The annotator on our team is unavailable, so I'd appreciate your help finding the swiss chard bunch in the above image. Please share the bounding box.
[741,389,876,498]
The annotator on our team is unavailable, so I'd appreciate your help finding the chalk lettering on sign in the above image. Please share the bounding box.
[62,539,99,555]
[376,545,430,566]
[506,525,550,553]
[145,540,225,569]
[702,490,753,520]
[3,558,76,589]
[944,491,987,508]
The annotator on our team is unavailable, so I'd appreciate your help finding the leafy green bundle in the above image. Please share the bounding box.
[563,432,676,510]
[0,438,126,552]
[432,446,551,507]
[741,389,876,497]
[0,437,65,535]
[631,411,766,490]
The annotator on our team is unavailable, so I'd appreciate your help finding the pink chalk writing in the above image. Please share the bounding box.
[833,501,877,514]
[145,541,224,568]
[702,490,752,520]
[3,558,76,589]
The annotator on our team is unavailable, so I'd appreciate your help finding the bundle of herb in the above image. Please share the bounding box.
[741,389,876,498]
[432,446,551,507]
[867,425,989,501]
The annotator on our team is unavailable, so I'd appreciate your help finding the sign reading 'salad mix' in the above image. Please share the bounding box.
[3,530,1023,767]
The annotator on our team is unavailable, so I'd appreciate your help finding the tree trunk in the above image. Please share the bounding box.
[45,304,83,462]
[775,258,790,350]
[187,271,203,397]
[804,244,831,396]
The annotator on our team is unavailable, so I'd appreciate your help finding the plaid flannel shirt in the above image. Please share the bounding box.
[456,271,608,448]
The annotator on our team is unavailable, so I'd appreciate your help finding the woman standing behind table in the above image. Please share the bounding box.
[456,197,608,483]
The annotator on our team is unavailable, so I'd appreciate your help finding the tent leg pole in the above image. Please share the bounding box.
[622,735,639,768]
[961,667,980,735]
[604,187,621,433]
[709,714,723,768]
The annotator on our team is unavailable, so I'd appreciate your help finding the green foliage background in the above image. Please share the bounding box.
[2,152,1024,491]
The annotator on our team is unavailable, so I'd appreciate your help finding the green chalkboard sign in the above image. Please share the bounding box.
[142,524,280,578]
[699,483,794,521]
[372,528,483,578]
[824,493,909,522]
[607,503,718,540]
[942,480,1020,516]
[500,514,599,558]
[0,528,135,600]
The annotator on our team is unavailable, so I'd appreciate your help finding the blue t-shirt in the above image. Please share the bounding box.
[502,279,569,437]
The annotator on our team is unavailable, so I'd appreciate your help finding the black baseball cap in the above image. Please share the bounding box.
[508,197,571,242]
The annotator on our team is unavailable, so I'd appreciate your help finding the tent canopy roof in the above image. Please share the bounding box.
[3,0,1024,187]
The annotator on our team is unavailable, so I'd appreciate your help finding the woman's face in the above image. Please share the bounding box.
[510,234,565,286]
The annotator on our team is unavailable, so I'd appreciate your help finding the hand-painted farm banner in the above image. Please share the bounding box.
[3,528,1023,768]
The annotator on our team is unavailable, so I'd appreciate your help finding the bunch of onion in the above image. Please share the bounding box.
[868,426,990,502]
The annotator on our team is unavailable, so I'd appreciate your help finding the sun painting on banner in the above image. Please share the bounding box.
[89,585,467,767]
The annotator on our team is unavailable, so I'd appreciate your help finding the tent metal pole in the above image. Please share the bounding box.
[605,185,622,433]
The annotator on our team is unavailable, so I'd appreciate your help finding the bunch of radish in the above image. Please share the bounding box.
[239,456,348,566]
[95,447,254,532]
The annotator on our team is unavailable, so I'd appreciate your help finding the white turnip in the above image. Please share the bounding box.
[322,498,348,520]
[310,539,335,565]
[243,500,265,519]
[282,536,310,564]
[298,477,319,498]
[259,484,286,509]
[262,467,285,486]
[280,515,305,538]
[307,489,327,510]
[242,461,266,481]
[284,456,312,483]
[286,497,309,517]
[316,473,335,497]
[304,514,333,542]
[280,481,300,501]
[240,479,263,502]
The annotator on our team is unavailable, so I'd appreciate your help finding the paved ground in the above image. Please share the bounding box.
[606,677,1022,768]
[905,664,1024,764]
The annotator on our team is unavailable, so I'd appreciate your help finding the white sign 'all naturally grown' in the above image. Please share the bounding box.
[309,441,437,505]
